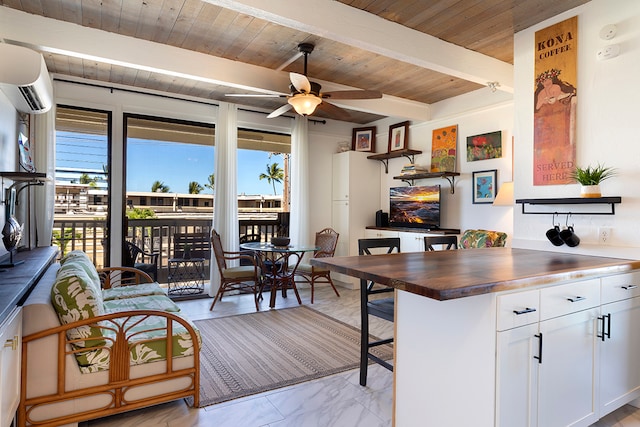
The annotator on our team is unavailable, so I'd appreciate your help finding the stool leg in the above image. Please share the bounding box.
[360,279,369,386]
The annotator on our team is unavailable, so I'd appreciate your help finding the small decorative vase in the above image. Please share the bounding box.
[580,184,601,198]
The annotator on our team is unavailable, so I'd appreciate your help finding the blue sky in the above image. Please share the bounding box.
[127,139,285,195]
[56,132,285,196]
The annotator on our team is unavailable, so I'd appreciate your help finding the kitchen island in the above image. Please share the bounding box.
[312,248,640,427]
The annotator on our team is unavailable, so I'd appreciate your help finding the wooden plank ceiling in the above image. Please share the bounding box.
[0,0,589,124]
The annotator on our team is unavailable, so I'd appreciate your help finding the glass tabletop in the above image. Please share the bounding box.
[240,242,319,253]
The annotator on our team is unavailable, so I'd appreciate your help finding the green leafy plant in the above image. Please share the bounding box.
[570,163,616,185]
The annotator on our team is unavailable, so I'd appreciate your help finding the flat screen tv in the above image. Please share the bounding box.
[389,185,441,230]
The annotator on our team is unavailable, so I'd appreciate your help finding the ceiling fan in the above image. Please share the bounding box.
[226,43,382,121]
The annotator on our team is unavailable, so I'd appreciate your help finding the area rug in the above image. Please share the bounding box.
[192,306,393,407]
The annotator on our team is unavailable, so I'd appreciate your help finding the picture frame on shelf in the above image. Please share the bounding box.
[466,130,502,161]
[472,169,497,204]
[352,126,376,152]
[388,121,409,152]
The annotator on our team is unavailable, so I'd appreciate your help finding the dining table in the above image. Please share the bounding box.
[240,242,319,308]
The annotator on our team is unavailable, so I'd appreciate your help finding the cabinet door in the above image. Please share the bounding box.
[496,323,539,427]
[332,152,349,201]
[537,308,599,427]
[0,307,22,427]
[398,231,425,252]
[599,296,640,415]
[331,200,350,257]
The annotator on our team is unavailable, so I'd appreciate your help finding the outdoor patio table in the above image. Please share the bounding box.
[240,242,318,308]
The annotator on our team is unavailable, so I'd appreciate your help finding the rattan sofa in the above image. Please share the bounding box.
[19,251,200,427]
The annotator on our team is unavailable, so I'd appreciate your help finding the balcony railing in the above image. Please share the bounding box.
[52,214,288,283]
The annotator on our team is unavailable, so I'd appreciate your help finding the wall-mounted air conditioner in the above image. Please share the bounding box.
[0,43,53,114]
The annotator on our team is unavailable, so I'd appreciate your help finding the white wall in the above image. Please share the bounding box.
[512,0,640,258]
[364,95,515,241]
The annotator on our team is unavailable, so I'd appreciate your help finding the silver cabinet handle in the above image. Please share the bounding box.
[567,296,585,302]
[622,285,638,290]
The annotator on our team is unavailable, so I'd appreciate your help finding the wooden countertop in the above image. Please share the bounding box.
[0,246,58,323]
[311,248,640,300]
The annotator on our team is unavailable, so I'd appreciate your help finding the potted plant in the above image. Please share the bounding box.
[570,163,616,198]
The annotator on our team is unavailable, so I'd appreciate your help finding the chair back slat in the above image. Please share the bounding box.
[314,228,339,258]
[424,235,458,251]
[174,232,211,259]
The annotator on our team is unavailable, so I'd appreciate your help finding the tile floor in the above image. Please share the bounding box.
[85,284,640,427]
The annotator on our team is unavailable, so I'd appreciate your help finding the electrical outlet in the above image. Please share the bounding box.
[598,227,612,244]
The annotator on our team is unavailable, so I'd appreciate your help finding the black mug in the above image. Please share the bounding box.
[560,226,580,247]
[546,225,564,246]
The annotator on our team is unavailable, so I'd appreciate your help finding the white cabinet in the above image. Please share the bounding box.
[0,307,22,427]
[496,279,601,427]
[599,272,640,414]
[537,307,599,427]
[398,231,425,252]
[331,151,380,287]
[364,229,398,239]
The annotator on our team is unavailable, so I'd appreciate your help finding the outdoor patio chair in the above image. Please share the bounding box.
[123,241,159,281]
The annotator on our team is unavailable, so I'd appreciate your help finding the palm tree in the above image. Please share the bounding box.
[151,180,170,193]
[79,173,98,188]
[204,174,215,193]
[259,162,284,195]
[188,181,203,194]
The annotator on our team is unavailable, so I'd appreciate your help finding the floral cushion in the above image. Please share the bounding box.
[103,295,180,313]
[102,282,167,301]
[59,250,101,291]
[51,261,106,348]
[460,229,507,249]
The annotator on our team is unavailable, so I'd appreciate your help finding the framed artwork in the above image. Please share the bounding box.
[352,126,376,152]
[466,131,502,161]
[472,169,497,204]
[18,114,35,172]
[431,125,457,172]
[388,121,409,152]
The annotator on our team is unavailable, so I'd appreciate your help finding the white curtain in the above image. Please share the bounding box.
[209,102,239,297]
[34,107,56,248]
[289,116,310,245]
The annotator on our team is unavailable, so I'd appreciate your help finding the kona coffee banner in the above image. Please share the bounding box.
[533,16,578,185]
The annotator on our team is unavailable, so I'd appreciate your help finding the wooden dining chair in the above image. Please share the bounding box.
[358,237,401,386]
[210,229,262,311]
[294,227,340,304]
[424,235,458,251]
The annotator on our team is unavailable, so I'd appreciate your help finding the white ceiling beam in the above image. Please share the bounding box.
[0,6,431,120]
[204,0,514,93]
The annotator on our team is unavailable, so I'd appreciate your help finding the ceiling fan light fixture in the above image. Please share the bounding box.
[288,93,322,116]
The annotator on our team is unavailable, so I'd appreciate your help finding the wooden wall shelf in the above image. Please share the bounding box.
[393,171,460,194]
[515,197,622,215]
[367,149,422,173]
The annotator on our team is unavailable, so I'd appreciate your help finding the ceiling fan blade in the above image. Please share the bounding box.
[290,72,311,93]
[225,93,285,98]
[321,90,383,100]
[314,101,352,121]
[267,103,293,119]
